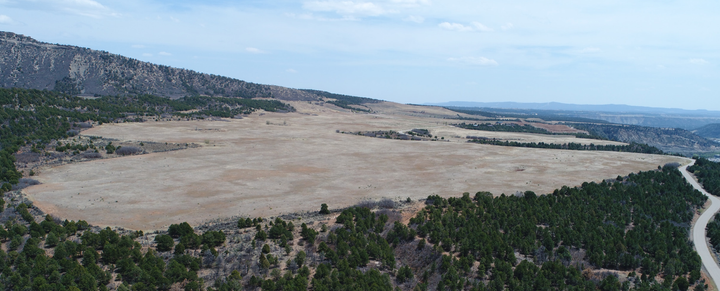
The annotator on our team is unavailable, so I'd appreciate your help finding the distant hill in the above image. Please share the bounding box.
[429,101,720,116]
[433,102,720,130]
[450,106,720,155]
[0,31,326,101]
[573,123,719,155]
[694,123,720,139]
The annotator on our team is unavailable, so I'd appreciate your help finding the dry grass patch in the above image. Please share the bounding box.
[24,101,688,230]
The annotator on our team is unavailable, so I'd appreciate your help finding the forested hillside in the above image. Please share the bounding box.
[0,165,708,290]
[688,158,720,196]
[572,124,719,155]
[693,124,720,139]
[300,89,381,112]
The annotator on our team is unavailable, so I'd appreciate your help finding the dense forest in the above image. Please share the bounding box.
[467,138,664,155]
[688,158,720,196]
[689,158,720,253]
[706,213,720,255]
[0,87,293,188]
[0,165,709,290]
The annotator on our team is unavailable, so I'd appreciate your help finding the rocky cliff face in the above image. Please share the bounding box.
[0,31,320,101]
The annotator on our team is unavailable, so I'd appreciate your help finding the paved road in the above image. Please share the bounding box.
[681,161,720,287]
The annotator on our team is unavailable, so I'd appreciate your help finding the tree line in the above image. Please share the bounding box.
[467,138,664,154]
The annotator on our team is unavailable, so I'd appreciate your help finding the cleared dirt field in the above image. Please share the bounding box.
[24,102,688,230]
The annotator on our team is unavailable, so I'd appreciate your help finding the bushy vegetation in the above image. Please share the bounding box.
[468,138,664,154]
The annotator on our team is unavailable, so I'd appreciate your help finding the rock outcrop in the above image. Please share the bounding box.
[0,31,320,101]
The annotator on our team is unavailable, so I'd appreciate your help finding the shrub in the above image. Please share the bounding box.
[378,198,395,209]
[115,146,141,156]
[83,152,102,159]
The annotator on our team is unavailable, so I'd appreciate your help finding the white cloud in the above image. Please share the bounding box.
[303,1,387,16]
[439,22,474,32]
[448,57,498,66]
[286,12,356,21]
[690,58,709,65]
[6,0,113,18]
[286,68,297,73]
[0,15,13,24]
[439,22,493,32]
[159,51,172,56]
[472,22,493,32]
[501,22,513,31]
[142,53,153,57]
[403,15,424,23]
[131,44,145,49]
[246,47,267,54]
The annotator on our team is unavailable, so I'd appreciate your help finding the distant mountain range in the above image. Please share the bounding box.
[0,31,323,101]
[428,101,720,117]
[431,101,720,130]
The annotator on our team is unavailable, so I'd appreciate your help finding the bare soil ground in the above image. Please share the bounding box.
[23,101,688,230]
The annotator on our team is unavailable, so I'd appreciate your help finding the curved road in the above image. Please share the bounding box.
[681,161,720,287]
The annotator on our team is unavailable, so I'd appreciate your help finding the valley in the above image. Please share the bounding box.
[0,30,717,291]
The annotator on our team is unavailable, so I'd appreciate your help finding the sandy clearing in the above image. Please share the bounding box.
[24,101,688,230]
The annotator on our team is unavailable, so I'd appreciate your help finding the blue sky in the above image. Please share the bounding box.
[1,0,718,110]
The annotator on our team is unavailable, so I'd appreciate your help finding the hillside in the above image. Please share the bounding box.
[0,31,323,101]
[446,106,720,155]
[437,102,720,130]
[573,123,720,155]
[694,123,720,139]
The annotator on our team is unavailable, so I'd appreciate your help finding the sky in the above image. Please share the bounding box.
[0,0,719,110]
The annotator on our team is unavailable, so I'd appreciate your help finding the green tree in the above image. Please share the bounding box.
[320,203,330,214]
[260,254,270,270]
[155,234,174,252]
[174,243,186,255]
[45,232,59,247]
[295,251,306,268]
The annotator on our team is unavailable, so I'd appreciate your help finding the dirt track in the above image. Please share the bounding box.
[24,102,688,230]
